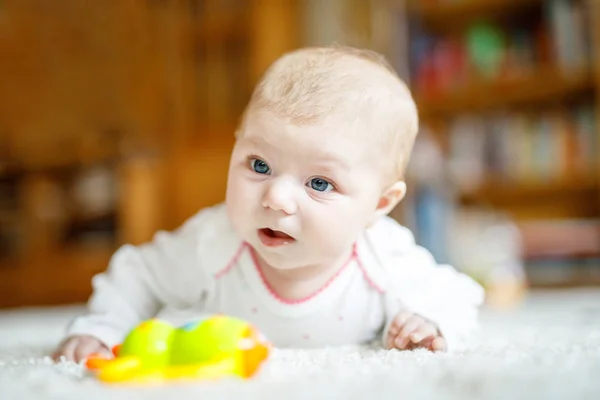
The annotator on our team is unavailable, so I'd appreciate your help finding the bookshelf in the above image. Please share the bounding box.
[0,0,299,308]
[398,0,600,290]
[461,175,598,205]
[406,0,543,27]
[417,65,593,120]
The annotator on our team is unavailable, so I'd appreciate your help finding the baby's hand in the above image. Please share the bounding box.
[386,311,446,352]
[51,335,110,363]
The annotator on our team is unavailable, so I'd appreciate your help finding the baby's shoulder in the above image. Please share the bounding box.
[361,215,418,254]
[354,216,422,292]
[183,201,238,237]
[184,203,244,271]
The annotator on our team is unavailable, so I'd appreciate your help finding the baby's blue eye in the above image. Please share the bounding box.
[309,178,333,192]
[250,158,270,174]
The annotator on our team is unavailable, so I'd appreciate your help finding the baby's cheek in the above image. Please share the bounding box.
[324,221,348,241]
[309,210,357,252]
[228,176,253,206]
[226,189,251,231]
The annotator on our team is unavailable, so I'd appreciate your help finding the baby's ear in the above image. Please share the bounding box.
[374,180,407,220]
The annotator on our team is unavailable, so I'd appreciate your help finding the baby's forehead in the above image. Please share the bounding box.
[244,109,370,145]
[242,110,389,171]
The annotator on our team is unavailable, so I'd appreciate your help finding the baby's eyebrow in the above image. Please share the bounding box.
[241,134,351,171]
[240,135,273,150]
[309,155,350,172]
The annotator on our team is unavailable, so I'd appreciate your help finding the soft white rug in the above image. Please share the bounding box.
[1,289,599,400]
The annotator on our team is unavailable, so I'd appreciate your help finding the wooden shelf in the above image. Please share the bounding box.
[407,0,542,27]
[460,175,599,204]
[0,152,122,180]
[0,245,114,308]
[528,277,600,289]
[195,13,249,41]
[416,66,594,120]
[526,261,600,289]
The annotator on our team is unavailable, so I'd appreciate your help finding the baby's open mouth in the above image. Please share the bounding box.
[257,228,295,247]
[261,228,293,239]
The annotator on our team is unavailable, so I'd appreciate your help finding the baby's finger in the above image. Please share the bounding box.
[398,315,424,339]
[432,337,447,352]
[74,340,102,364]
[388,311,413,337]
[416,336,434,350]
[52,338,77,362]
[409,323,438,344]
[395,316,424,349]
[386,311,413,348]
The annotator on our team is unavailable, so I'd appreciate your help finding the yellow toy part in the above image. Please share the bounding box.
[85,315,270,384]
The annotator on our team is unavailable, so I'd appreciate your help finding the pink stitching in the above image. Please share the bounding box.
[215,242,247,279]
[247,243,356,305]
[355,250,385,294]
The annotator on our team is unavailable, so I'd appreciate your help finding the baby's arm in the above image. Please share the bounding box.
[53,210,215,362]
[371,218,485,352]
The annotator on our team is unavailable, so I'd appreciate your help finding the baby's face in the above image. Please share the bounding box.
[225,110,388,270]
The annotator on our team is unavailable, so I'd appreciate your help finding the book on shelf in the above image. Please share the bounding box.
[408,0,592,97]
[518,218,600,259]
[545,0,591,71]
[518,218,600,286]
[447,103,597,191]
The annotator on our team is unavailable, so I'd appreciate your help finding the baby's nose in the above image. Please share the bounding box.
[261,179,298,215]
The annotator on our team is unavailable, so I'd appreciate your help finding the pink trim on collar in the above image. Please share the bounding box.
[354,253,385,294]
[215,242,247,279]
[247,243,357,305]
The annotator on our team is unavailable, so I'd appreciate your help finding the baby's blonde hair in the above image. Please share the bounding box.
[240,45,419,181]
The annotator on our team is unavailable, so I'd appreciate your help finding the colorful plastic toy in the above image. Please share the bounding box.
[85,315,270,384]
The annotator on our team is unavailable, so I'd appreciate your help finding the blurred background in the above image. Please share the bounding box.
[0,0,598,311]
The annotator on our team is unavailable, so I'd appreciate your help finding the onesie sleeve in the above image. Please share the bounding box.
[370,217,485,352]
[64,205,222,348]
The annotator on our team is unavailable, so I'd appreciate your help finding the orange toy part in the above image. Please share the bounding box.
[86,353,112,370]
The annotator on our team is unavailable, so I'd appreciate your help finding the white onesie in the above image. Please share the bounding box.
[66,203,484,352]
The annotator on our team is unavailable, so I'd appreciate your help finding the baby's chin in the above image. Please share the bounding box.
[248,242,310,269]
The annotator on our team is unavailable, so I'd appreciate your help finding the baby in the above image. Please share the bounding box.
[53,45,484,363]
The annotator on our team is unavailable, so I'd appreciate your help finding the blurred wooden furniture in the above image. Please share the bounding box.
[0,0,298,308]
[400,0,600,288]
[401,0,599,213]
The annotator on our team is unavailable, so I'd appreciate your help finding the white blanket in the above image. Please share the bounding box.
[1,289,599,399]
